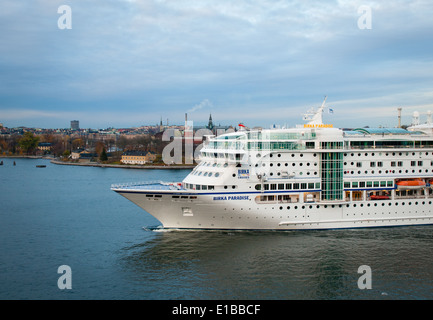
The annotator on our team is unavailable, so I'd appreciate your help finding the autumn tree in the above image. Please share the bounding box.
[95,141,105,155]
[19,132,39,155]
[0,137,7,154]
[72,138,85,150]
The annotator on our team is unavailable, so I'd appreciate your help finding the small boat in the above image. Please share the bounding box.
[396,179,425,190]
[36,165,46,168]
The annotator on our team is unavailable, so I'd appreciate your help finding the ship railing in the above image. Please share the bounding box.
[111,180,184,190]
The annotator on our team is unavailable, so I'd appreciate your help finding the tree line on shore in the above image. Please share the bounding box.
[0,132,169,163]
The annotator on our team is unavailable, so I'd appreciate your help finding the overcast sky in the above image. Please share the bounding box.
[1,0,433,129]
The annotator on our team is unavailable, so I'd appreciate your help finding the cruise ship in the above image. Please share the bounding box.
[112,98,433,230]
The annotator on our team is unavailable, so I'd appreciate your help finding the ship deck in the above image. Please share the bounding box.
[111,180,185,191]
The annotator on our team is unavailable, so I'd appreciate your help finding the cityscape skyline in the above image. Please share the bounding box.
[1,1,433,129]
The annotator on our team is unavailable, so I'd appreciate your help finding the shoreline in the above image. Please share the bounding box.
[50,159,195,169]
[0,155,195,169]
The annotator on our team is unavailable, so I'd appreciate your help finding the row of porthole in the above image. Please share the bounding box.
[279,201,433,210]
[214,215,305,219]
[263,152,430,159]
[268,171,317,176]
[345,169,433,174]
[192,171,221,177]
[269,153,309,158]
[256,162,317,167]
[345,152,431,157]
[211,214,433,222]
[200,162,229,168]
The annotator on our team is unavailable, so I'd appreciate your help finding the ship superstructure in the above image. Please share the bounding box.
[112,99,433,230]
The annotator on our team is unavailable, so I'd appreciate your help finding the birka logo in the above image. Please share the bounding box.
[238,169,249,179]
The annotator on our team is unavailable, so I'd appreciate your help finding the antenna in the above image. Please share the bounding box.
[397,107,402,128]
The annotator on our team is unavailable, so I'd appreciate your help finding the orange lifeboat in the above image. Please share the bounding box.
[396,179,425,190]
[370,195,390,200]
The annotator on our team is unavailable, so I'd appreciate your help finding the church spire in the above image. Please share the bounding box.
[207,113,214,131]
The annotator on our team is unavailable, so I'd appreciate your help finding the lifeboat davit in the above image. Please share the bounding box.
[396,179,425,190]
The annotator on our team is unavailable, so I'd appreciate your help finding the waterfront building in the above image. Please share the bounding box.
[37,142,52,152]
[121,150,157,165]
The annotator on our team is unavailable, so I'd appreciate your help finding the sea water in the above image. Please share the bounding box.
[1,158,433,300]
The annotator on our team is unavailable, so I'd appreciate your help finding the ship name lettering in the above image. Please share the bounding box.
[213,195,249,201]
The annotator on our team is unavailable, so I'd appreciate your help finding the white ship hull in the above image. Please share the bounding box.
[113,98,433,231]
[113,188,433,230]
